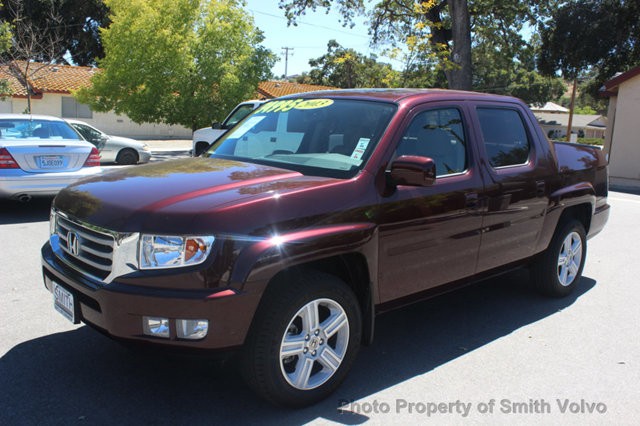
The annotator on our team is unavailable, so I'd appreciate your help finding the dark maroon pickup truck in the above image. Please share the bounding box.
[42,89,609,406]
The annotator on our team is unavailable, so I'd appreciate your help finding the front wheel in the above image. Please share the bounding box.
[240,271,362,407]
[533,219,587,297]
[116,148,138,165]
[194,142,210,156]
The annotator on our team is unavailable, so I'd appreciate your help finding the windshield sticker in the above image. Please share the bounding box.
[294,99,334,110]
[258,99,334,113]
[228,115,266,138]
[350,138,371,161]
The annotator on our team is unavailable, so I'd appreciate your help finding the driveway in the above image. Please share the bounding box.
[0,191,637,425]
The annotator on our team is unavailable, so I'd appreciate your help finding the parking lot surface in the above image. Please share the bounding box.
[1,182,638,425]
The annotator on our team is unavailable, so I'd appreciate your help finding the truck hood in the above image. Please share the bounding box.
[54,157,344,234]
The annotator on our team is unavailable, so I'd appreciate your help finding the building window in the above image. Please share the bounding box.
[61,97,92,119]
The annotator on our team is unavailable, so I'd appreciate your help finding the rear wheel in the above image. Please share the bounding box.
[533,219,587,297]
[241,271,362,407]
[116,148,138,165]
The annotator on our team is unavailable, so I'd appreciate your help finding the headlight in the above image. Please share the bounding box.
[49,209,56,236]
[139,235,214,270]
[141,144,150,151]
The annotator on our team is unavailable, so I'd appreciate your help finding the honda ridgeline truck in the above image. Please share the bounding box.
[42,89,609,407]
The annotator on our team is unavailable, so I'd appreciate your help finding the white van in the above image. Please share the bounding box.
[192,100,265,156]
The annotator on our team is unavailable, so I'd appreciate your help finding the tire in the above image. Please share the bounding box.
[240,271,362,407]
[116,148,138,165]
[194,142,210,157]
[533,219,587,297]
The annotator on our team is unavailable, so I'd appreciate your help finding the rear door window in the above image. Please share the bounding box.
[476,108,531,168]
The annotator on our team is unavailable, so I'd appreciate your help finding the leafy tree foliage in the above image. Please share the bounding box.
[280,0,563,101]
[305,40,400,88]
[539,0,640,97]
[280,0,473,89]
[76,0,275,131]
[556,73,608,115]
[473,33,565,105]
[0,0,69,111]
[0,0,109,66]
[0,3,10,95]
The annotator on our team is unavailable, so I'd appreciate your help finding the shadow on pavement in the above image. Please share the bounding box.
[610,186,640,196]
[0,271,596,425]
[0,197,53,225]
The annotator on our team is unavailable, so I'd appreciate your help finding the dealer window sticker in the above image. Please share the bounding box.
[295,99,334,110]
[350,138,371,161]
[258,99,334,113]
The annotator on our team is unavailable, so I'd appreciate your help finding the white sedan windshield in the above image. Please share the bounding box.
[0,119,82,140]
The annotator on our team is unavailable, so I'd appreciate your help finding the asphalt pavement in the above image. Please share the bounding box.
[0,189,638,425]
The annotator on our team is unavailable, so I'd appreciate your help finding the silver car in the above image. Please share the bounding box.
[0,114,102,201]
[66,119,152,165]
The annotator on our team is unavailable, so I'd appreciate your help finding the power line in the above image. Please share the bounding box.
[248,8,370,39]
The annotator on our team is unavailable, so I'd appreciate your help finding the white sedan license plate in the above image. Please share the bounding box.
[38,155,64,169]
[53,282,75,323]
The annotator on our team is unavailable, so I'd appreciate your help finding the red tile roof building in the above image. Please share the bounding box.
[0,60,335,99]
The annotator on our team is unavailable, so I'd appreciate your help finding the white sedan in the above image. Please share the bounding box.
[0,114,102,201]
[66,119,152,165]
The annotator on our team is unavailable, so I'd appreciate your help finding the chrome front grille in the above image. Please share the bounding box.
[54,214,115,280]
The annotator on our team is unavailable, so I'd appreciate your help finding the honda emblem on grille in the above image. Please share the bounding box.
[67,231,80,256]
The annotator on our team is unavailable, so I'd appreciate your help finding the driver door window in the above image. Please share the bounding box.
[394,108,467,176]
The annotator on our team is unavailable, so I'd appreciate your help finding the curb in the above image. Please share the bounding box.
[150,149,192,156]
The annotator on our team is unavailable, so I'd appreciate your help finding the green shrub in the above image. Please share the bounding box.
[578,138,604,146]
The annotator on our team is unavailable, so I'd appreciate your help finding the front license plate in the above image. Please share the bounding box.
[53,282,76,323]
[38,155,64,169]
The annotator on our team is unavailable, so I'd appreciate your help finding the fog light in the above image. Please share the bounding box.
[143,316,169,338]
[176,319,208,340]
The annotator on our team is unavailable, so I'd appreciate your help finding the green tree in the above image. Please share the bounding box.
[280,0,473,89]
[306,40,400,88]
[76,0,275,131]
[279,1,558,92]
[539,0,640,98]
[1,0,67,112]
[473,33,565,105]
[538,0,639,139]
[0,3,11,96]
[0,0,109,66]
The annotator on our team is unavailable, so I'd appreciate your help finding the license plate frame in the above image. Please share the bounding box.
[53,281,77,323]
[38,155,65,169]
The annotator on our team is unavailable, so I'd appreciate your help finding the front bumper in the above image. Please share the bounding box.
[138,150,152,163]
[41,241,260,351]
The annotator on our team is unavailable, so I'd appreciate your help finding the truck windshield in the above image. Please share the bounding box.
[204,98,397,178]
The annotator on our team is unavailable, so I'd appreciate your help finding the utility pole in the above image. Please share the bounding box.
[281,47,294,78]
[566,78,577,142]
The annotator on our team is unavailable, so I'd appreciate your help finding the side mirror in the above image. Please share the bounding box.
[211,121,222,129]
[97,135,108,149]
[389,155,436,187]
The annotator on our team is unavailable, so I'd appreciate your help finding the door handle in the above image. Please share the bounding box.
[465,192,479,209]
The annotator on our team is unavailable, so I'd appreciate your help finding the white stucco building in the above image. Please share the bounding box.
[601,66,640,188]
[0,61,192,139]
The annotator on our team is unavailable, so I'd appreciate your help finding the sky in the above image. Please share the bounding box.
[243,0,395,77]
